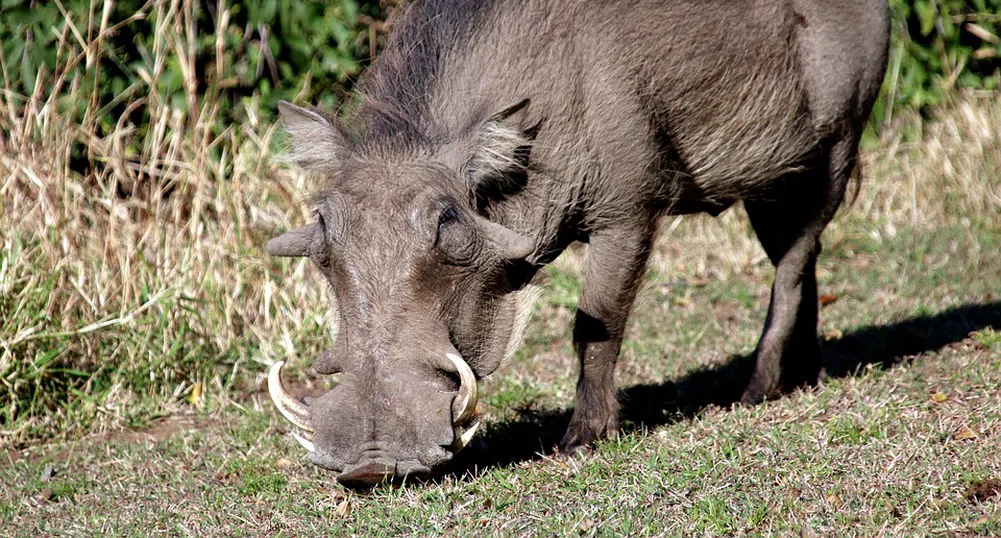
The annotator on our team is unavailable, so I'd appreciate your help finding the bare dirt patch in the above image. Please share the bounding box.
[966,479,1001,504]
[5,414,215,465]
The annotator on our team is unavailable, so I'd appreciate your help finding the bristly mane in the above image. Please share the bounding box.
[345,0,500,155]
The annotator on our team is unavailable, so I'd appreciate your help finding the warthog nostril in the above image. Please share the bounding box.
[394,460,432,479]
[336,459,432,489]
[337,460,395,488]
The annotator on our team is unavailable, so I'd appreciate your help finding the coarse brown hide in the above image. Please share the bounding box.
[266,0,891,488]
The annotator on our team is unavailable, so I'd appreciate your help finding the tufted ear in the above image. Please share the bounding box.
[278,100,347,171]
[463,99,536,191]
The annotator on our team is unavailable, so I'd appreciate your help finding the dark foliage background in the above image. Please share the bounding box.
[883,0,1001,113]
[0,0,398,130]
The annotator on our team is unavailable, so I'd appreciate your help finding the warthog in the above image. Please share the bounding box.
[266,0,890,487]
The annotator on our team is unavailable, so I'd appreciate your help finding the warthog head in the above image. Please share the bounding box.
[266,100,539,487]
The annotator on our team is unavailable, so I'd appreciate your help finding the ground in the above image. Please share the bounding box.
[3,114,1001,535]
[3,224,1000,536]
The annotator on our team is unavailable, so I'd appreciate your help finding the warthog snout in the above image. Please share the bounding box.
[335,456,433,488]
[268,352,481,487]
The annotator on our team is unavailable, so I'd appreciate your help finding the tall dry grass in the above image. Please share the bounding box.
[0,0,334,446]
[1,2,999,448]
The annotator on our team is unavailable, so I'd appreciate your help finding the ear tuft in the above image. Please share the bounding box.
[278,100,346,170]
[466,99,534,186]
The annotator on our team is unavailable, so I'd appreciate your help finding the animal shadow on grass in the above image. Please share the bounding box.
[440,301,1001,481]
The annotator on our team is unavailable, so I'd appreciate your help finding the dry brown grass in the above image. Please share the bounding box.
[0,0,333,445]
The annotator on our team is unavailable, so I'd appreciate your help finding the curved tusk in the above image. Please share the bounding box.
[453,419,481,452]
[268,361,314,433]
[293,432,315,452]
[445,353,478,425]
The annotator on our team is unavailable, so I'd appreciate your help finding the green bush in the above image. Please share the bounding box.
[0,0,384,129]
[883,0,1001,113]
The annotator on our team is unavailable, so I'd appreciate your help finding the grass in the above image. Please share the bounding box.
[2,1,1001,535]
[2,221,999,535]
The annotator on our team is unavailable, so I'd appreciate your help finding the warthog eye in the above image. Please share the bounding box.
[435,203,478,265]
[312,211,332,267]
[438,204,460,230]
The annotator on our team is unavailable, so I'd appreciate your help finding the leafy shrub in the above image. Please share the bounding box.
[0,0,385,129]
[884,0,1001,113]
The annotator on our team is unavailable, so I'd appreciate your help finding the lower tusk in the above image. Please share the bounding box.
[454,419,481,452]
[293,432,315,452]
[446,353,478,425]
[268,361,314,433]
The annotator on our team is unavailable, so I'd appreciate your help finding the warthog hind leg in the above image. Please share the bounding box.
[741,135,860,404]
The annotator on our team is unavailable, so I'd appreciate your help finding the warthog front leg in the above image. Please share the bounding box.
[560,222,655,454]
